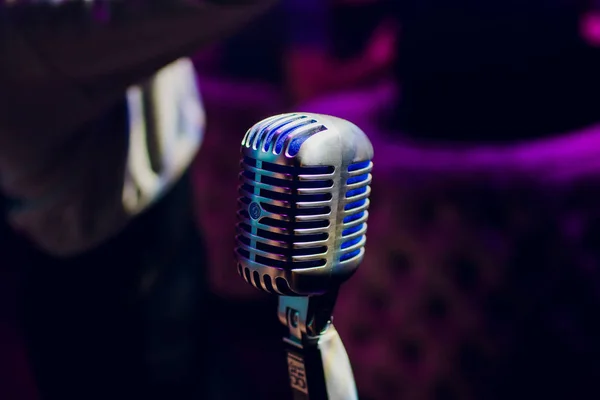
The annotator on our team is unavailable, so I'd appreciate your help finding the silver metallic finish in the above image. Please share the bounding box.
[235,113,373,399]
[235,112,374,296]
[279,295,358,400]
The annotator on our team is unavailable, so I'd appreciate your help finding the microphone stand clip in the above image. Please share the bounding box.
[278,290,358,400]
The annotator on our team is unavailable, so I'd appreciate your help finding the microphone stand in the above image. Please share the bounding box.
[278,290,358,400]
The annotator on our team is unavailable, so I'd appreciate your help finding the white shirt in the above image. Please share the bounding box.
[2,59,205,256]
[0,0,275,255]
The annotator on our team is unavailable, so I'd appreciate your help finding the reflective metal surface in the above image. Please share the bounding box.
[234,113,373,399]
[235,113,374,296]
[279,294,358,400]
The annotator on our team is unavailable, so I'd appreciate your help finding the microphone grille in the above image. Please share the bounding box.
[235,113,373,296]
[241,113,327,156]
[236,157,335,295]
[339,160,372,263]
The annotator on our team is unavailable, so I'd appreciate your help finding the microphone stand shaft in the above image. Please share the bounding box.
[278,295,358,400]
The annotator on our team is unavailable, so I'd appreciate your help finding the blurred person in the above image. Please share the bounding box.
[0,1,277,399]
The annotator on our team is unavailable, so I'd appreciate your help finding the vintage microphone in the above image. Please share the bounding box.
[234,113,373,399]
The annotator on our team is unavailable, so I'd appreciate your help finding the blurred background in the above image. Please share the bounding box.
[4,0,600,399]
[190,0,600,399]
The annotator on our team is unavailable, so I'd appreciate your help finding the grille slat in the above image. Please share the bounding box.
[297,186,334,195]
[240,222,291,236]
[344,186,371,204]
[238,189,291,208]
[238,219,329,236]
[239,174,292,194]
[236,112,373,296]
[287,124,328,156]
[261,217,329,230]
[238,208,331,227]
[257,174,332,189]
[348,167,372,176]
[342,202,369,217]
[246,157,334,175]
[237,241,289,262]
[298,173,336,180]
[259,229,328,243]
[245,117,326,155]
[348,160,371,172]
[293,226,331,235]
[261,203,331,216]
[339,161,372,262]
[279,123,323,154]
[346,175,372,190]
[237,207,293,223]
[344,199,368,211]
[262,116,308,151]
[238,194,331,211]
[293,252,329,262]
[242,115,281,146]
[256,187,332,203]
[342,211,368,229]
[296,200,334,208]
[340,224,367,242]
[241,235,328,257]
[251,115,300,150]
[238,220,329,243]
[236,229,288,248]
[340,237,367,256]
[246,115,289,147]
[255,255,326,270]
[237,147,334,270]
[295,213,333,222]
[237,229,329,250]
[292,240,330,249]
[243,165,292,181]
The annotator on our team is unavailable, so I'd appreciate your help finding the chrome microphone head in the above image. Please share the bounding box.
[235,113,373,296]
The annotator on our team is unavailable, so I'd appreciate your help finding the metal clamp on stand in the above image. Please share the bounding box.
[278,291,358,400]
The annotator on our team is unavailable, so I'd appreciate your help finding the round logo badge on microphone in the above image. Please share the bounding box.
[249,201,262,220]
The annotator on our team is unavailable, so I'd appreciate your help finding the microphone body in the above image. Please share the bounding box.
[236,112,373,296]
[235,113,373,399]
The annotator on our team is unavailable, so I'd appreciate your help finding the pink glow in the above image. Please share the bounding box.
[370,123,600,184]
[581,12,600,47]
